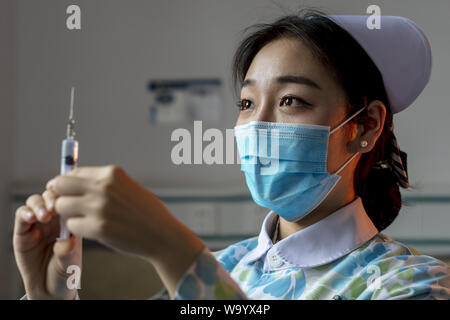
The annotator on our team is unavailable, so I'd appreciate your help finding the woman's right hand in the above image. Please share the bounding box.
[13,188,82,300]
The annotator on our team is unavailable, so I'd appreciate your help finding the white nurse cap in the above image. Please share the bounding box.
[326,15,432,114]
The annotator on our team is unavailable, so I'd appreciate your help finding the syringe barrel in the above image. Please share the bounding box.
[57,137,79,240]
[60,138,78,174]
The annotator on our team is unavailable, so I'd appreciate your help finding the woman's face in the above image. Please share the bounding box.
[236,36,358,175]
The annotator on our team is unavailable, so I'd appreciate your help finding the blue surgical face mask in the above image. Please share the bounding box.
[234,106,367,222]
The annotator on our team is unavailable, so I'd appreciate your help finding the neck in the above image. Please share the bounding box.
[277,185,356,241]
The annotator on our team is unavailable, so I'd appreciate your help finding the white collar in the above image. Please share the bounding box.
[240,197,379,269]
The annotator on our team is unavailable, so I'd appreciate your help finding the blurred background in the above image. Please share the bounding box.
[1,0,449,299]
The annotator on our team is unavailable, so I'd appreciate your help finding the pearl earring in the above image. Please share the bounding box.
[360,140,368,148]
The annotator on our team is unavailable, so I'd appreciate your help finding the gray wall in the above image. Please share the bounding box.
[0,0,16,300]
[1,0,450,299]
[10,0,450,188]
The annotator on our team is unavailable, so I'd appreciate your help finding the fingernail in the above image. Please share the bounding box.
[49,198,55,210]
[45,200,54,212]
[22,210,32,220]
[46,179,56,189]
[37,208,47,219]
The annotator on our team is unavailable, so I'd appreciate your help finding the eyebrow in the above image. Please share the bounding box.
[242,75,322,90]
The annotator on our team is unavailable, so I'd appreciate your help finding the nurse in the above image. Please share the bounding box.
[14,10,450,300]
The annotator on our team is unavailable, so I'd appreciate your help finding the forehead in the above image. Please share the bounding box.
[244,37,341,94]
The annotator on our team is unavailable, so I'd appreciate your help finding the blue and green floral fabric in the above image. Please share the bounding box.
[151,233,450,300]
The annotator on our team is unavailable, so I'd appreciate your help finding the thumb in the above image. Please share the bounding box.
[53,235,78,257]
[52,235,82,277]
[47,235,82,298]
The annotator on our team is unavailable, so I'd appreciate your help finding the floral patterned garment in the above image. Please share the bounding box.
[151,197,450,300]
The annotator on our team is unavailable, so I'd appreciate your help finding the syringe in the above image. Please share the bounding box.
[57,87,79,241]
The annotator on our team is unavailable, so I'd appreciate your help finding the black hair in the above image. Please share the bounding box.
[231,8,404,231]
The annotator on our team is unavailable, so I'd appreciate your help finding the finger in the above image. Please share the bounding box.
[42,189,58,212]
[66,216,96,239]
[67,165,119,180]
[14,205,37,235]
[54,195,86,219]
[25,194,51,223]
[46,175,91,196]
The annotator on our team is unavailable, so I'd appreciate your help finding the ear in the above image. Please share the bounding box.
[350,100,386,153]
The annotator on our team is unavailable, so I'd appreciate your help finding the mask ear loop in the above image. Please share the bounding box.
[330,104,368,175]
[330,104,367,135]
[333,151,360,175]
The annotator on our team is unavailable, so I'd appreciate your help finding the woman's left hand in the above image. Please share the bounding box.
[46,165,204,266]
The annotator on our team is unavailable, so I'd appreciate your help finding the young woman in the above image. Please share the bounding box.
[14,10,450,300]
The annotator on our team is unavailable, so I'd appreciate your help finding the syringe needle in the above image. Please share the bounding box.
[67,87,76,139]
[69,87,75,120]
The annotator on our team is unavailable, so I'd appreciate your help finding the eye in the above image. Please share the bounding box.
[280,96,312,108]
[236,99,254,111]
